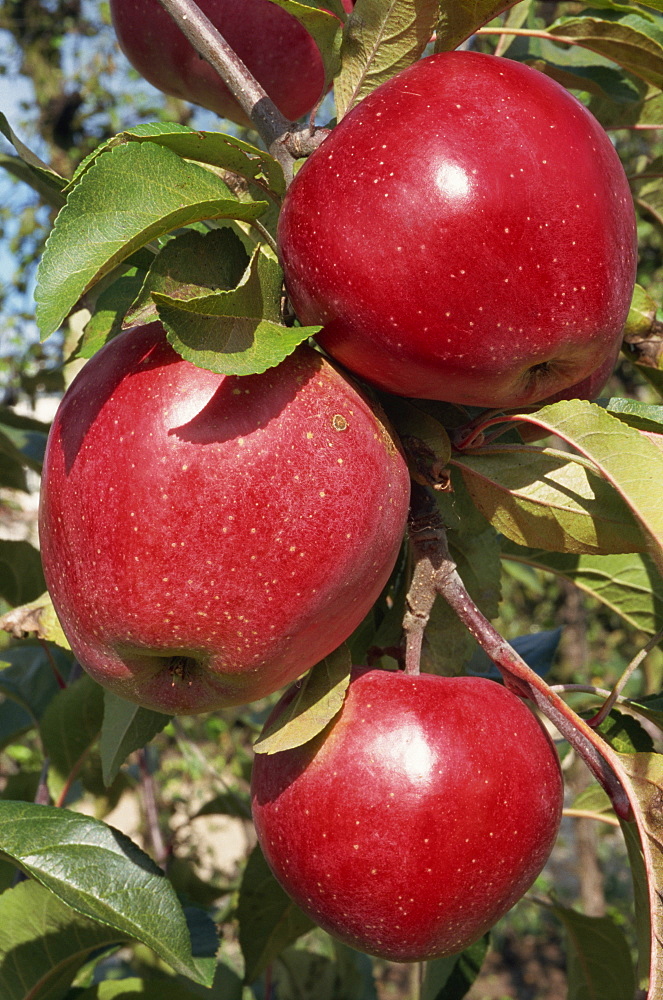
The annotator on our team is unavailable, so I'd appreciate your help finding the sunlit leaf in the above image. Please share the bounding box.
[0,802,216,985]
[335,0,439,118]
[100,691,170,787]
[0,879,124,1000]
[237,843,315,983]
[35,142,268,340]
[254,645,352,754]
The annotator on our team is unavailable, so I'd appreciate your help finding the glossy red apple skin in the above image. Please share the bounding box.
[38,325,410,715]
[252,668,563,962]
[278,51,637,409]
[109,0,351,127]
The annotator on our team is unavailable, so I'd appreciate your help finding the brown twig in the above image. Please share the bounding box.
[404,483,633,819]
[137,747,169,868]
[154,0,330,182]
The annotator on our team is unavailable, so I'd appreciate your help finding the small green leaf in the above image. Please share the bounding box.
[336,0,440,118]
[35,142,269,340]
[254,645,352,754]
[0,879,125,1000]
[0,801,216,985]
[40,674,105,802]
[422,522,502,676]
[0,112,66,209]
[100,691,171,788]
[603,397,663,433]
[422,934,490,1000]
[238,843,315,983]
[435,0,522,53]
[0,407,50,471]
[0,644,70,725]
[594,709,655,753]
[125,227,250,329]
[156,246,316,375]
[0,540,46,606]
[552,903,636,1000]
[380,397,451,487]
[193,789,252,820]
[81,267,146,357]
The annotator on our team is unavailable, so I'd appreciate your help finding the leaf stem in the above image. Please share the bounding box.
[587,627,663,729]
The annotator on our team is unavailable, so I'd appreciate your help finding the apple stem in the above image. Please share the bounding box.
[406,483,633,819]
[154,0,330,182]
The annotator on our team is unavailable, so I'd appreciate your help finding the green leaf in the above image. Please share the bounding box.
[237,843,315,983]
[35,142,269,340]
[594,709,655,753]
[435,0,522,53]
[549,11,663,90]
[0,540,46,606]
[421,934,490,1000]
[0,644,70,726]
[453,443,648,555]
[100,691,171,788]
[620,818,650,989]
[551,903,636,1000]
[156,246,315,375]
[0,878,124,1000]
[0,802,216,986]
[336,0,439,118]
[500,542,663,636]
[125,227,250,329]
[272,938,378,1000]
[80,267,146,357]
[0,112,66,210]
[73,976,217,999]
[603,397,663,433]
[193,789,252,820]
[40,674,105,803]
[422,524,502,676]
[0,591,71,649]
[0,407,49,471]
[514,400,663,573]
[571,783,614,816]
[379,397,451,487]
[71,122,285,197]
[254,644,352,754]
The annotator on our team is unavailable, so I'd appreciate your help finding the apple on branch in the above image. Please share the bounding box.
[278,50,637,409]
[110,0,352,127]
[38,324,410,715]
[252,667,564,962]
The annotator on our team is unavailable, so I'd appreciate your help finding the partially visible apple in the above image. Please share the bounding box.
[252,667,563,962]
[278,50,637,409]
[109,0,352,127]
[38,325,410,715]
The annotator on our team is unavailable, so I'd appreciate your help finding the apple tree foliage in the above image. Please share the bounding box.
[2,0,663,997]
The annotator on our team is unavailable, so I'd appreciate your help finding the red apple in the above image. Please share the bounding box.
[38,325,410,715]
[278,51,637,409]
[109,0,352,127]
[251,667,563,962]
